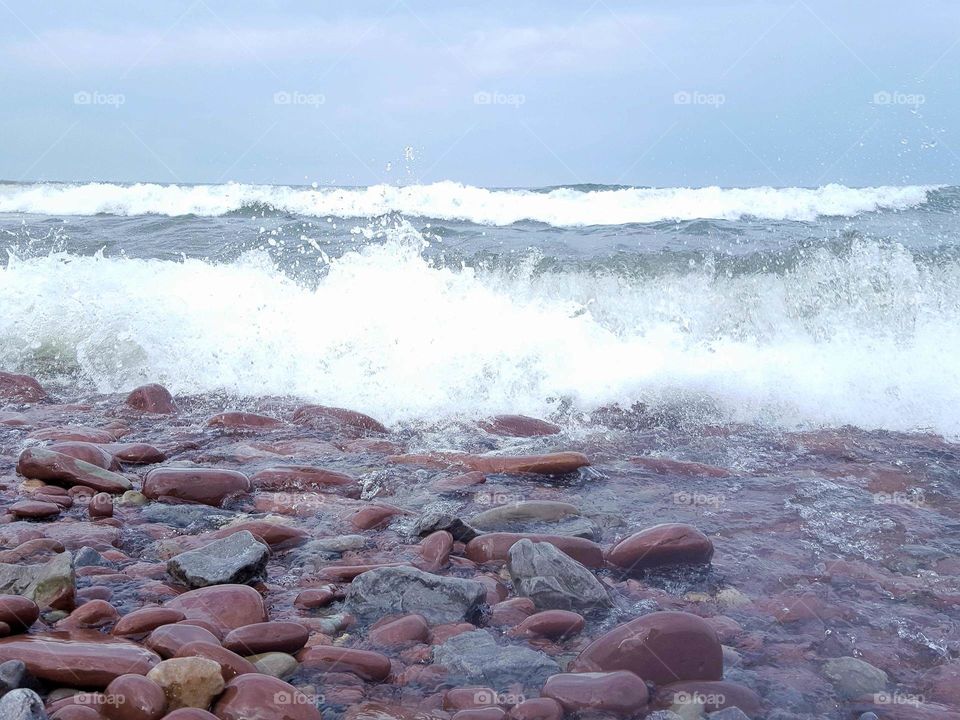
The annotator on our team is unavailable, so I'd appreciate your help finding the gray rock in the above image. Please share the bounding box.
[346,566,485,624]
[822,657,887,699]
[73,546,113,568]
[0,660,34,697]
[141,503,232,528]
[507,539,610,612]
[708,708,751,720]
[411,511,479,543]
[646,713,684,720]
[167,531,268,588]
[858,714,880,720]
[433,630,559,690]
[0,689,47,720]
[301,535,368,554]
[0,553,74,609]
[470,501,580,528]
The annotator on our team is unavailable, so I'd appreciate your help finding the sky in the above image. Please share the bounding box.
[1,0,958,188]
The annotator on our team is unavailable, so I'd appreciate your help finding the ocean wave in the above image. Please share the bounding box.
[0,181,935,226]
[2,224,959,434]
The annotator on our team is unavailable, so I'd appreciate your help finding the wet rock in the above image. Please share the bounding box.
[477,415,561,437]
[245,652,297,679]
[125,384,177,414]
[470,501,579,529]
[158,711,218,720]
[113,608,186,637]
[351,504,405,530]
[250,466,359,496]
[73,547,113,569]
[0,372,47,402]
[433,630,560,690]
[368,614,430,646]
[293,588,337,610]
[606,523,714,573]
[142,468,250,507]
[140,504,231,529]
[145,624,221,659]
[213,674,321,720]
[9,501,60,520]
[167,531,268,589]
[88,493,114,519]
[411,511,480,543]
[0,630,160,686]
[923,661,960,705]
[570,611,723,685]
[653,681,761,717]
[821,657,887,699]
[542,671,649,716]
[489,597,536,627]
[630,457,731,478]
[293,404,388,434]
[0,552,74,610]
[465,452,589,475]
[16,449,131,494]
[433,471,488,492]
[56,599,120,629]
[146,657,224,710]
[347,566,486,625]
[466,533,603,568]
[0,659,34,696]
[708,709,752,720]
[164,585,267,635]
[174,642,256,681]
[48,442,118,470]
[102,674,167,720]
[297,645,391,681]
[297,534,368,557]
[0,689,47,720]
[507,539,610,612]
[420,530,454,570]
[207,412,284,429]
[512,609,584,640]
[222,622,308,655]
[507,698,563,720]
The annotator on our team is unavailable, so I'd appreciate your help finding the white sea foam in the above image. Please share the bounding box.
[2,224,959,434]
[0,181,933,225]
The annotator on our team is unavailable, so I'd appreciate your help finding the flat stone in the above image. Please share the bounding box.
[0,630,160,687]
[0,689,47,720]
[10,501,60,520]
[174,642,256,681]
[48,442,117,470]
[433,630,559,691]
[250,466,359,496]
[213,673,321,720]
[167,531,268,589]
[606,523,714,573]
[507,540,611,613]
[470,502,580,529]
[570,611,723,686]
[292,404,387,434]
[16,448,131,493]
[245,652,298,679]
[113,608,186,637]
[822,657,888,699]
[512,610,584,640]
[542,671,650,716]
[0,659,34,696]
[346,566,486,625]
[164,585,267,636]
[222,622,308,655]
[145,624,221,659]
[0,595,40,633]
[140,504,232,529]
[103,674,168,720]
[142,467,250,507]
[465,453,589,475]
[0,553,74,610]
[466,533,603,568]
[297,646,391,681]
[477,415,561,437]
[146,657,224,711]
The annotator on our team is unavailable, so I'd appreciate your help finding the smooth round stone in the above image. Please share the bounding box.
[146,657,225,711]
[350,505,404,530]
[652,680,762,716]
[507,698,564,720]
[0,595,40,633]
[543,671,650,716]
[175,641,256,681]
[34,494,73,510]
[174,621,224,640]
[89,493,114,519]
[0,371,46,401]
[569,611,722,686]
[477,415,561,437]
[222,622,308,655]
[420,531,454,570]
[10,500,61,519]
[0,630,160,686]
[465,533,604,567]
[113,608,185,637]
[606,523,714,572]
[513,610,584,640]
[464,452,588,475]
[213,674,321,720]
[146,624,221,659]
[297,646,391,682]
[292,404,387,433]
[245,652,298,679]
[162,711,219,720]
[207,412,284,429]
[368,614,430,646]
[49,442,117,471]
[249,466,357,495]
[58,599,120,629]
[104,443,166,465]
[51,705,101,720]
[443,687,501,711]
[126,384,177,414]
[119,491,148,506]
[164,585,267,636]
[141,468,250,507]
[293,589,335,609]
[489,598,536,627]
[103,674,168,720]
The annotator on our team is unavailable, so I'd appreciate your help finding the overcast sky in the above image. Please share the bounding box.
[1,1,958,187]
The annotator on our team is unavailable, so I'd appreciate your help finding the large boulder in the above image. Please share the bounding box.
[0,553,74,610]
[167,531,268,589]
[346,566,486,625]
[433,630,559,690]
[142,467,250,507]
[569,611,723,686]
[16,449,131,493]
[507,540,610,612]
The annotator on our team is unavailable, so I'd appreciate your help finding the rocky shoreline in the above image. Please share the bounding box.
[0,371,958,720]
